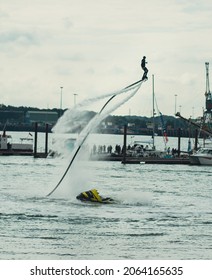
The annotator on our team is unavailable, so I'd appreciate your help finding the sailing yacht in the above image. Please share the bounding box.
[129,75,168,158]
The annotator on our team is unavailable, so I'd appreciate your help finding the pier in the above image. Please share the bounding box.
[0,122,49,157]
[90,153,190,164]
[1,122,193,165]
[33,122,49,158]
[90,124,191,165]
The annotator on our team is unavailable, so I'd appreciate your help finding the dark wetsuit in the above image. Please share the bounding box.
[141,57,148,80]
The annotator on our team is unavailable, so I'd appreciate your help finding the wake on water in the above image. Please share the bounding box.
[47,78,146,199]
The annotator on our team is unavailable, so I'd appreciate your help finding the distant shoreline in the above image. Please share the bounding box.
[0,124,203,138]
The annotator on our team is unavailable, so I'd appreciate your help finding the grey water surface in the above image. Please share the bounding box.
[0,133,211,260]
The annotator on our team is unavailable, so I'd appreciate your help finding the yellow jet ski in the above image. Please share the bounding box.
[76,189,114,204]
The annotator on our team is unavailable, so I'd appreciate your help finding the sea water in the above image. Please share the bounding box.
[0,132,211,260]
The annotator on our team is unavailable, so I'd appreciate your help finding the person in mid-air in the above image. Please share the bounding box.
[141,56,148,80]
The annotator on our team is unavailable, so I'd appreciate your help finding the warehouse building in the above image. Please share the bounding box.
[25,111,58,125]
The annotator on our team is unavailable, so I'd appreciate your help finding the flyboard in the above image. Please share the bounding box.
[47,77,147,198]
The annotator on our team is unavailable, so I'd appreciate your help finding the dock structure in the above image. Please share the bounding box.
[90,123,190,164]
[0,150,33,156]
[90,153,190,164]
[33,122,49,158]
[138,157,189,164]
[0,122,50,157]
[0,129,33,156]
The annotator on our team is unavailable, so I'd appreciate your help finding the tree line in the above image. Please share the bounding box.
[0,104,192,136]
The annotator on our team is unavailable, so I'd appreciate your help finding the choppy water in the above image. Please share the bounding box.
[0,132,212,260]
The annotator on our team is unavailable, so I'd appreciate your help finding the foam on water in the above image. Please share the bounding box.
[117,190,153,206]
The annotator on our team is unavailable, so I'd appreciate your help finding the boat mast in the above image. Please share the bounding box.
[204,62,212,125]
[152,74,155,149]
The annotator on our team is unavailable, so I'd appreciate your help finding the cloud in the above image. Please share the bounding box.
[0,30,39,45]
[63,17,74,29]
[0,0,212,118]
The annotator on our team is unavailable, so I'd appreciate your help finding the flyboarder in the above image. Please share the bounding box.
[141,56,148,80]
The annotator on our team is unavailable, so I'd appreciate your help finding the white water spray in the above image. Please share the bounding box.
[48,78,145,197]
[53,79,143,134]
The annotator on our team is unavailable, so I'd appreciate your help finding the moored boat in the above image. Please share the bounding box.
[128,139,167,158]
[189,147,212,165]
[0,131,33,155]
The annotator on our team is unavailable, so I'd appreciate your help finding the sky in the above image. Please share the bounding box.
[1,0,212,118]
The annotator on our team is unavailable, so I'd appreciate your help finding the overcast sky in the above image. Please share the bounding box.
[1,0,212,118]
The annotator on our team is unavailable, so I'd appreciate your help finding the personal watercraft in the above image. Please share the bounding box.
[76,189,114,204]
